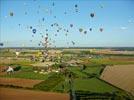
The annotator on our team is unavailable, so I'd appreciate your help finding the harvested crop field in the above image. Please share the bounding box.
[0,87,69,100]
[100,65,134,95]
[0,78,43,88]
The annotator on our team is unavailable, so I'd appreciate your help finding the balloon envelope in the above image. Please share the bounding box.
[75,4,78,8]
[0,43,4,46]
[30,26,32,29]
[90,13,94,18]
[84,31,87,34]
[32,29,36,34]
[100,28,103,32]
[42,18,45,21]
[10,12,14,16]
[79,28,83,32]
[70,24,73,28]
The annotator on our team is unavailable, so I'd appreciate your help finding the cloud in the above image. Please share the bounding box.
[120,26,127,30]
[128,20,132,23]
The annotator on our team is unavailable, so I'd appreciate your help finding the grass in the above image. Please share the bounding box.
[34,73,64,91]
[53,65,106,93]
[0,66,50,80]
[0,59,35,66]
[0,50,15,57]
[68,67,88,78]
[68,64,105,78]
[90,58,134,65]
[53,80,70,92]
[73,78,120,93]
[83,66,105,77]
[73,78,134,100]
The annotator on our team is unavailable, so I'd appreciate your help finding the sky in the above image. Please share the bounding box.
[0,0,134,47]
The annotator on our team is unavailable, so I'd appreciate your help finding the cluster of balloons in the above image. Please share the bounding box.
[74,4,78,13]
[7,1,104,51]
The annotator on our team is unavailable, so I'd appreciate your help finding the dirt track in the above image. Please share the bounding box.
[0,87,69,100]
[101,65,134,95]
[0,78,43,88]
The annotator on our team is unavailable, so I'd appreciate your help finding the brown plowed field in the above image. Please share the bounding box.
[0,78,43,88]
[100,65,134,95]
[0,87,69,100]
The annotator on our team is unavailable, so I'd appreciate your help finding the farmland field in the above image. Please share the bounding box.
[0,78,43,88]
[73,78,119,92]
[101,65,134,96]
[0,87,69,100]
[0,48,134,100]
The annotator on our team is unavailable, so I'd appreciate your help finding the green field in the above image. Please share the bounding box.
[73,78,118,92]
[0,66,51,80]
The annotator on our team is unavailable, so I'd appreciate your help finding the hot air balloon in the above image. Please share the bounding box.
[42,17,45,22]
[75,9,78,12]
[99,28,103,32]
[90,13,95,18]
[72,41,75,45]
[32,29,36,34]
[100,4,103,8]
[9,12,14,16]
[0,43,4,46]
[75,4,78,8]
[46,29,48,32]
[15,52,20,56]
[64,12,67,14]
[51,24,53,27]
[89,28,92,31]
[65,33,68,36]
[46,33,48,36]
[52,2,55,6]
[45,37,48,40]
[25,12,27,15]
[84,31,87,34]
[74,4,78,13]
[38,43,41,46]
[56,23,59,26]
[79,28,83,32]
[58,27,62,30]
[70,24,73,28]
[30,26,32,29]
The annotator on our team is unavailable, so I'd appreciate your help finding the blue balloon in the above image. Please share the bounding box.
[30,26,32,29]
[32,29,36,34]
[0,43,4,46]
[42,18,45,21]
